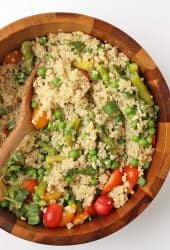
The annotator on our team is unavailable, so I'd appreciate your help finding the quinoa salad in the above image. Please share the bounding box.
[0,32,159,229]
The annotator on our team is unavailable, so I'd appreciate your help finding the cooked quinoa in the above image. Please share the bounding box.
[0,32,158,228]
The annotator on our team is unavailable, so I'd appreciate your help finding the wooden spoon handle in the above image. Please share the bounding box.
[0,123,28,168]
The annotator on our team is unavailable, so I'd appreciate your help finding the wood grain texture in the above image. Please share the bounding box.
[0,13,169,245]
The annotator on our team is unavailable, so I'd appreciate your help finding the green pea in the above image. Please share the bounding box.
[33,194,40,202]
[148,119,154,128]
[37,167,45,176]
[37,66,47,78]
[132,136,140,142]
[111,80,119,89]
[89,149,97,156]
[104,159,112,166]
[90,70,99,81]
[146,137,152,144]
[125,106,136,116]
[0,200,9,208]
[54,110,63,120]
[139,139,148,147]
[148,128,156,135]
[39,36,47,45]
[58,121,66,130]
[137,176,146,187]
[90,177,98,185]
[142,162,150,170]
[31,101,38,109]
[69,149,80,160]
[111,161,119,169]
[89,155,97,162]
[103,101,119,115]
[38,200,46,207]
[52,77,61,87]
[27,168,37,178]
[66,176,73,184]
[130,159,139,166]
[131,121,137,130]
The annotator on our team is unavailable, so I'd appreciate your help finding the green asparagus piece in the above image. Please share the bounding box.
[45,155,67,164]
[35,181,47,197]
[128,63,154,105]
[96,64,110,87]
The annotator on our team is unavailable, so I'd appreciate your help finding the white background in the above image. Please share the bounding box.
[0,0,170,249]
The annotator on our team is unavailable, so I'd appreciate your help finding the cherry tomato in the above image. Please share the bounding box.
[22,179,38,194]
[3,50,22,65]
[43,204,62,228]
[84,204,97,217]
[152,134,156,147]
[125,165,139,192]
[32,106,48,129]
[101,169,123,195]
[94,196,113,216]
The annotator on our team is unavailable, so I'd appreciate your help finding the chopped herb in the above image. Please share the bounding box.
[70,41,85,53]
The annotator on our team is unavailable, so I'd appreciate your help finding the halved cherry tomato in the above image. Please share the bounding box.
[125,165,139,192]
[32,106,48,129]
[43,192,62,202]
[72,211,89,225]
[101,169,123,195]
[152,134,156,147]
[3,50,22,65]
[94,195,113,216]
[43,204,62,228]
[59,204,77,227]
[84,204,97,217]
[22,179,38,194]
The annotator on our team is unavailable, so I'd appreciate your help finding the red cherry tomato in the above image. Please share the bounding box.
[3,50,22,65]
[94,196,113,216]
[43,204,62,228]
[22,179,38,194]
[84,204,97,217]
[101,169,123,195]
[125,165,139,192]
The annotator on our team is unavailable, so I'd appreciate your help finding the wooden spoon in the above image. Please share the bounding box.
[0,64,39,170]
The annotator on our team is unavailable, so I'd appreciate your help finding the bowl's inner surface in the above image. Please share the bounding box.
[0,13,169,245]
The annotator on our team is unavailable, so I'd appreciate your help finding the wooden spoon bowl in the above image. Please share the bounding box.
[0,13,169,245]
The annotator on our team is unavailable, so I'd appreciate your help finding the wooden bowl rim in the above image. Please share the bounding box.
[0,12,170,245]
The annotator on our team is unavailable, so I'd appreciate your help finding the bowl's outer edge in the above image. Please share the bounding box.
[0,12,169,245]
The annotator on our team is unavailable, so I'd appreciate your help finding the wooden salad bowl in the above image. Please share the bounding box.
[0,13,170,245]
